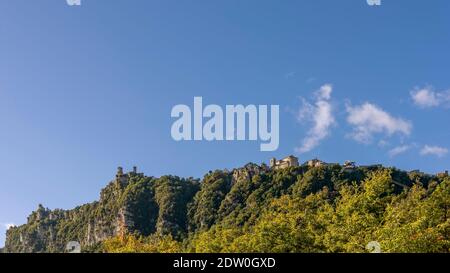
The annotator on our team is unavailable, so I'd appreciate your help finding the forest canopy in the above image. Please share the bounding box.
[5,163,450,253]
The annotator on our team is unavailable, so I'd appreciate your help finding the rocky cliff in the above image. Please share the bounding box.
[4,169,199,253]
[4,162,444,253]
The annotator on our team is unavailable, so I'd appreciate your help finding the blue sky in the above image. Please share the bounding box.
[1,0,449,246]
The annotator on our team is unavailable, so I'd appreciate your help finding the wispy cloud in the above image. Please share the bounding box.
[284,71,296,79]
[295,84,336,153]
[411,86,450,108]
[346,103,412,143]
[388,145,411,157]
[420,145,448,157]
[378,140,390,148]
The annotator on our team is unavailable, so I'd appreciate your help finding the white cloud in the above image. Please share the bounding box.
[411,87,450,108]
[295,84,335,153]
[315,84,332,100]
[420,145,448,157]
[388,145,411,157]
[346,103,412,143]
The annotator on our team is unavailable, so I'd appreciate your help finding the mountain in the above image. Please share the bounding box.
[4,159,450,253]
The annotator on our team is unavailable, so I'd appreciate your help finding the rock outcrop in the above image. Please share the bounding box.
[4,168,199,253]
[4,161,441,253]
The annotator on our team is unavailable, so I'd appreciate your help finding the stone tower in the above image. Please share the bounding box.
[116,167,124,178]
[115,166,128,186]
[270,158,277,168]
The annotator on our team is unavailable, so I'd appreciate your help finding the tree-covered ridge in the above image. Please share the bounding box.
[5,172,199,253]
[4,162,450,253]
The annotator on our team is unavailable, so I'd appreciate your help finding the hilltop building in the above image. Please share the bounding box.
[343,160,356,169]
[409,169,425,176]
[437,170,449,178]
[270,155,299,170]
[115,166,144,186]
[342,161,357,172]
[307,159,325,168]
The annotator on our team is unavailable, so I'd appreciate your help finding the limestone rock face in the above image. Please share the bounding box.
[5,160,432,253]
[4,169,199,253]
[4,171,131,252]
[3,163,270,252]
[232,163,267,184]
[116,207,134,235]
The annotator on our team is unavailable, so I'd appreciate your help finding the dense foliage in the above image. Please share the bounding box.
[5,163,450,253]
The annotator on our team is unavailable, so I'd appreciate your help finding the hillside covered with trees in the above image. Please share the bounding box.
[4,160,450,253]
